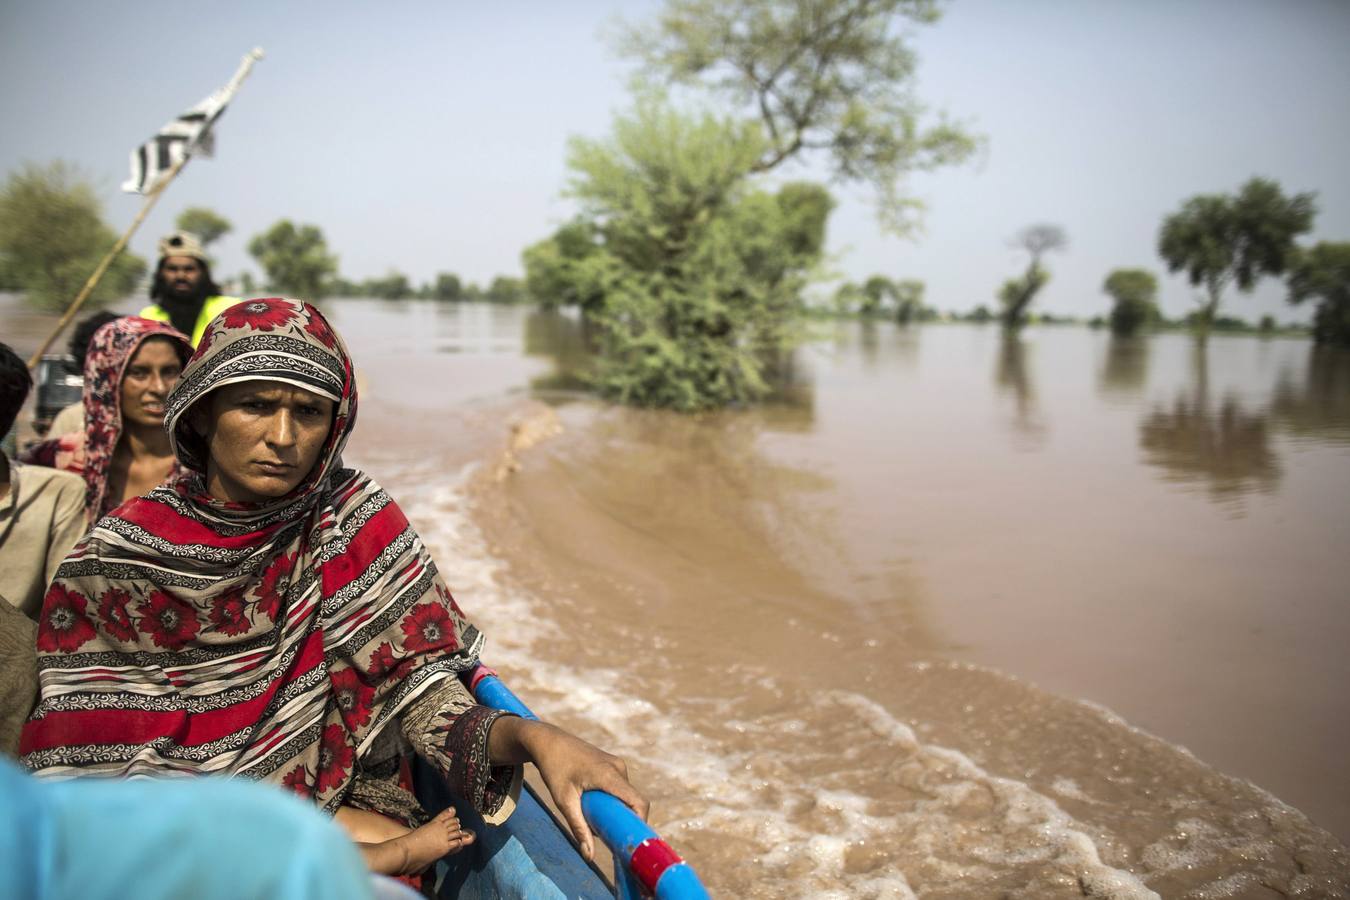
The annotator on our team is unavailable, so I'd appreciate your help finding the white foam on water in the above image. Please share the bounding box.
[386,465,1184,898]
[375,420,1350,898]
[391,457,1350,899]
[1051,777,1098,805]
[396,465,924,896]
[830,691,1159,899]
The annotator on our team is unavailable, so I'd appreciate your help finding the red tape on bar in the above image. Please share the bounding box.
[630,837,683,894]
[467,665,498,692]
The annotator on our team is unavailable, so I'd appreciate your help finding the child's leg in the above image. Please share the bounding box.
[335,806,412,843]
[338,806,475,876]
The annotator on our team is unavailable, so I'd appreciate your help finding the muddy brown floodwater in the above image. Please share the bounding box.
[6,296,1349,898]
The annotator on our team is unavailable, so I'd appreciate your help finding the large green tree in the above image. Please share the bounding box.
[525,103,833,410]
[175,207,232,248]
[620,0,977,232]
[1158,177,1316,332]
[526,0,971,410]
[1286,241,1350,347]
[0,162,146,310]
[998,224,1065,329]
[1102,268,1159,337]
[247,220,338,300]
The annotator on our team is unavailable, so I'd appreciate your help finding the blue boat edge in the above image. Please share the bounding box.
[409,666,711,899]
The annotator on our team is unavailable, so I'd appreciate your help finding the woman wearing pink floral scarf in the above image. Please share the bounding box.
[23,317,192,523]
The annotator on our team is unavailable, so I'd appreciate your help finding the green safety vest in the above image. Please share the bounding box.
[138,295,240,347]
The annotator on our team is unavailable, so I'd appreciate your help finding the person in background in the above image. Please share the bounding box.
[139,231,238,346]
[22,318,192,523]
[44,310,123,438]
[0,344,85,755]
[0,344,85,618]
[21,299,646,891]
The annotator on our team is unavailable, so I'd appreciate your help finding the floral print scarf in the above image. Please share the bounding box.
[27,317,191,521]
[22,299,485,813]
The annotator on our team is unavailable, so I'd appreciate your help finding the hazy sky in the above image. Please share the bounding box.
[2,0,1347,321]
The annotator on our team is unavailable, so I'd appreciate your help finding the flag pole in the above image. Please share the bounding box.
[26,48,265,370]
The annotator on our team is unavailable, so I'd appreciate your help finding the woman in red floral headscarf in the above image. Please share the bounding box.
[22,316,192,523]
[21,298,645,875]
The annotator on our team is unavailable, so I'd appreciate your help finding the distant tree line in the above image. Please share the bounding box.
[0,165,534,313]
[326,272,529,304]
[830,276,933,323]
[999,176,1346,345]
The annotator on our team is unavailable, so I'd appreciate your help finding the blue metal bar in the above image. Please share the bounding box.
[470,673,538,721]
[469,670,712,899]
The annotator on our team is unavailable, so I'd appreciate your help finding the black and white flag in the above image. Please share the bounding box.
[121,49,262,194]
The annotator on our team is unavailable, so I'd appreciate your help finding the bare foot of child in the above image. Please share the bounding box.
[356,807,475,876]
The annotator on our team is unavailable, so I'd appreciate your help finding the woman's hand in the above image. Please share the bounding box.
[489,717,649,860]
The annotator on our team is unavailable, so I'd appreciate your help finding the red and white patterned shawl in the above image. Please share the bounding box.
[25,317,192,522]
[21,299,484,812]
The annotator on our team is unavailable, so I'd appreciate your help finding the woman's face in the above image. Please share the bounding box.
[120,337,183,429]
[193,379,335,503]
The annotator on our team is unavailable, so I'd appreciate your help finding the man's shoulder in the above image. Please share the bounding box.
[47,402,84,438]
[16,461,84,499]
[205,295,241,312]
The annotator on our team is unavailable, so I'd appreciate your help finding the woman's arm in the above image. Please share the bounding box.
[400,677,522,823]
[401,676,650,860]
[487,716,649,862]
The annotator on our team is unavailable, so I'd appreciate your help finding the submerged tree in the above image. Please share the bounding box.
[1157,177,1316,334]
[486,275,527,304]
[524,103,834,410]
[891,279,926,323]
[859,275,894,316]
[247,220,338,300]
[0,161,145,310]
[620,0,978,234]
[836,274,926,321]
[524,0,974,411]
[175,207,232,249]
[523,220,611,311]
[363,271,412,300]
[1286,241,1350,347]
[1102,268,1160,337]
[998,224,1066,329]
[831,281,865,315]
[430,272,463,302]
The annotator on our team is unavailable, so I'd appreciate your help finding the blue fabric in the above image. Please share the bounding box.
[0,759,375,900]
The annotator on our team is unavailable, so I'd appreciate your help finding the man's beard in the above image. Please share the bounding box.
[156,279,211,335]
[165,278,207,303]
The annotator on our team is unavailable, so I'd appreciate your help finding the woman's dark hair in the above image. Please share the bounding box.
[150,257,223,301]
[0,342,34,438]
[68,311,123,370]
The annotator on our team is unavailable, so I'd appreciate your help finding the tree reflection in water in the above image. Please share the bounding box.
[1138,340,1280,506]
[523,308,599,395]
[1098,336,1149,398]
[994,333,1046,446]
[1269,346,1350,445]
[522,307,817,427]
